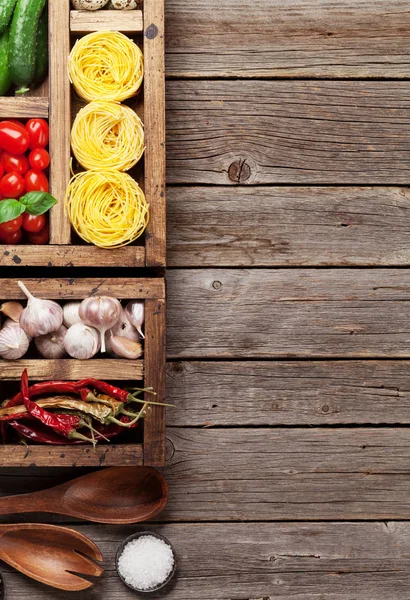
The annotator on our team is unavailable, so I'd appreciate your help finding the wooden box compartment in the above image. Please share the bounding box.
[0,277,166,467]
[0,0,165,267]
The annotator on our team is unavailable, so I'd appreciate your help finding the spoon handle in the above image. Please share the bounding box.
[0,491,51,516]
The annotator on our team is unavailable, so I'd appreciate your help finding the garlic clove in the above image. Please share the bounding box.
[0,322,30,360]
[109,336,143,360]
[79,296,122,353]
[35,325,67,359]
[64,323,100,360]
[125,300,145,339]
[1,301,24,323]
[18,281,63,338]
[63,302,83,329]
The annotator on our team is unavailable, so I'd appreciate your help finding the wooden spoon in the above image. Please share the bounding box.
[0,466,168,524]
[0,523,103,591]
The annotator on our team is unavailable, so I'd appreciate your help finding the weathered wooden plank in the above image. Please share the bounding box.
[49,0,71,243]
[0,359,143,381]
[70,9,143,32]
[5,522,410,599]
[167,268,410,358]
[166,80,410,185]
[167,360,410,426]
[161,428,410,521]
[0,278,165,300]
[0,245,146,267]
[0,97,48,118]
[167,186,410,267]
[165,0,410,78]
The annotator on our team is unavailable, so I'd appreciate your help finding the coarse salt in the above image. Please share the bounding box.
[118,534,175,591]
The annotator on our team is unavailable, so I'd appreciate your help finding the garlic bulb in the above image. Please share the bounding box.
[0,322,30,360]
[35,325,67,359]
[109,335,143,359]
[105,309,140,356]
[18,281,63,338]
[64,323,100,360]
[79,296,121,353]
[63,302,82,329]
[1,301,24,323]
[125,301,145,339]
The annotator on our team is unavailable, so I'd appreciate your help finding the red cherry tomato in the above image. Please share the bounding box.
[0,227,23,244]
[1,151,29,175]
[27,221,49,245]
[0,162,4,179]
[7,119,25,128]
[24,169,49,193]
[28,148,50,171]
[0,121,30,154]
[25,119,49,150]
[22,212,46,233]
[0,172,25,198]
[0,215,23,234]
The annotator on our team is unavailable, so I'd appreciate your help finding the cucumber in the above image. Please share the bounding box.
[8,0,46,92]
[0,28,11,95]
[0,0,17,36]
[33,5,47,85]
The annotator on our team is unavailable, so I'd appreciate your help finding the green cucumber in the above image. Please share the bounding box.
[0,28,11,95]
[33,6,47,85]
[9,0,46,92]
[0,0,17,36]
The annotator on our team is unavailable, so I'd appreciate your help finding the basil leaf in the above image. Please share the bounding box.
[20,191,57,216]
[0,199,25,224]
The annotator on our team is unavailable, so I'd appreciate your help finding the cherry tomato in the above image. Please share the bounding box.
[27,221,49,245]
[22,212,46,233]
[0,162,4,179]
[0,121,30,154]
[25,119,49,150]
[0,227,23,244]
[0,215,23,234]
[25,169,49,193]
[29,148,50,171]
[0,172,25,198]
[1,151,29,175]
[7,119,25,128]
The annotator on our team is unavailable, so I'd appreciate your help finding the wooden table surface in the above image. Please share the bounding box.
[4,0,410,597]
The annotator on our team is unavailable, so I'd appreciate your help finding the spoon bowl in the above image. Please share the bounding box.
[0,466,168,524]
[0,523,103,591]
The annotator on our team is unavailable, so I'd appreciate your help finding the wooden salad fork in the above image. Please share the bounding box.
[0,523,103,591]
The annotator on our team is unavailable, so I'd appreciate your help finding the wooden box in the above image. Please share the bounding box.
[0,0,165,267]
[0,277,166,467]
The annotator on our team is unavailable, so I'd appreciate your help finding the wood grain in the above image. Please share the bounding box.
[0,359,143,381]
[167,268,410,358]
[143,298,166,466]
[0,97,48,118]
[165,0,410,78]
[144,0,166,266]
[0,444,142,468]
[162,427,410,521]
[70,9,143,32]
[166,80,410,185]
[0,277,165,300]
[167,360,410,426]
[167,186,410,267]
[0,245,146,267]
[5,522,410,599]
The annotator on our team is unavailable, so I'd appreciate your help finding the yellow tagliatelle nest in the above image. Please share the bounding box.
[71,101,144,171]
[65,170,149,248]
[68,31,143,102]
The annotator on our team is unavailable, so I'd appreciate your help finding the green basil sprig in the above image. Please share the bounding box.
[0,192,57,224]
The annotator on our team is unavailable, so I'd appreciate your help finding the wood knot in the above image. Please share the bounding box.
[145,23,159,39]
[212,280,222,290]
[228,158,251,183]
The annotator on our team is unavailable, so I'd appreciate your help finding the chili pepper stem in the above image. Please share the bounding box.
[68,430,94,444]
[128,387,156,395]
[109,403,148,427]
[128,394,175,408]
[79,418,111,443]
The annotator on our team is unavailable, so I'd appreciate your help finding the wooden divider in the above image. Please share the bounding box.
[49,0,71,244]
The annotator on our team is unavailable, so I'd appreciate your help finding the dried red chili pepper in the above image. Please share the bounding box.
[4,380,92,409]
[10,419,126,445]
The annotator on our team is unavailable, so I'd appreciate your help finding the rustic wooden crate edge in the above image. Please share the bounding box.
[0,277,166,467]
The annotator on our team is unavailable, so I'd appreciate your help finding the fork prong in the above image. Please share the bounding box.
[72,550,104,578]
